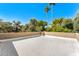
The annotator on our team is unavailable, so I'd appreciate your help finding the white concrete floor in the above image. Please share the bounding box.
[0,35,79,56]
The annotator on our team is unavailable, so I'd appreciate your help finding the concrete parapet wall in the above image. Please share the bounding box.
[45,32,76,39]
[0,32,41,40]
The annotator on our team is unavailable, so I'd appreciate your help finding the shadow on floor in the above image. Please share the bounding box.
[0,41,18,56]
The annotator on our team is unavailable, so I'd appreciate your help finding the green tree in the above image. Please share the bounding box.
[29,18,38,32]
[13,20,21,32]
[38,20,47,31]
[74,13,79,32]
[50,18,73,32]
[25,19,47,32]
[25,18,38,32]
[63,19,73,30]
[20,25,26,32]
[0,21,13,32]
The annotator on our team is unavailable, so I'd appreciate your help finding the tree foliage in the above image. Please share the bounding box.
[0,15,79,33]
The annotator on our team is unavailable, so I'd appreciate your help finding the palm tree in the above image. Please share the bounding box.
[49,3,55,6]
[45,3,55,13]
[45,6,50,13]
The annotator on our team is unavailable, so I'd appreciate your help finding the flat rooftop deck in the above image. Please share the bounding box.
[0,35,79,56]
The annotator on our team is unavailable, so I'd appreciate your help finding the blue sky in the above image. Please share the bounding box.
[0,3,79,24]
[53,3,79,19]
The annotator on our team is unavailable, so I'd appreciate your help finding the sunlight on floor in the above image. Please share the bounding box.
[12,35,79,56]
